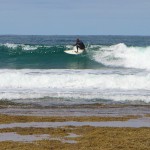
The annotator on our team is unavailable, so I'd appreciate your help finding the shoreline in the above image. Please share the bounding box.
[0,102,150,149]
[0,114,150,150]
[0,101,150,117]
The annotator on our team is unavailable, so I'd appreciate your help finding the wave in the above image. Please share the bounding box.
[0,43,101,69]
[1,43,150,70]
[0,43,64,55]
[91,43,150,70]
[0,69,150,90]
[0,69,150,103]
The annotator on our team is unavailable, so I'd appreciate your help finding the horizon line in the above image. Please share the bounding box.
[0,34,150,37]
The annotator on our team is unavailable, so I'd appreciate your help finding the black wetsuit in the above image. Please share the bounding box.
[75,40,85,50]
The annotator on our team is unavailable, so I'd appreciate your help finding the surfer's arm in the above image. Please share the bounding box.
[73,42,78,46]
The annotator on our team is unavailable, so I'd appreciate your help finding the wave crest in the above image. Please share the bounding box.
[91,43,150,70]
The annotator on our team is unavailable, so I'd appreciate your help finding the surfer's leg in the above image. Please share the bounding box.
[76,45,79,52]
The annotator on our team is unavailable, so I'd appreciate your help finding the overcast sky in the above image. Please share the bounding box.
[0,0,150,35]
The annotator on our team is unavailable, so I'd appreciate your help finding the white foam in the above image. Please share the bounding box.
[0,43,39,51]
[0,69,150,90]
[0,69,150,103]
[92,43,150,70]
[22,45,38,50]
[3,43,18,49]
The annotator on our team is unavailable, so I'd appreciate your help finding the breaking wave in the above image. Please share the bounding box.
[0,69,150,103]
[91,43,150,70]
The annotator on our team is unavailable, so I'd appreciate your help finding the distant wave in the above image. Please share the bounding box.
[0,43,65,55]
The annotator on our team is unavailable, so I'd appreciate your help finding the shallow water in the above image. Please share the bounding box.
[0,106,149,117]
[0,117,149,128]
[0,132,78,143]
[0,132,50,142]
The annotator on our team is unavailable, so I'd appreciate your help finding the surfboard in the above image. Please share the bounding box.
[64,48,84,55]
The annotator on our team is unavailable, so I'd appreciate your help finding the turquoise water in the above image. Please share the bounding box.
[0,35,150,105]
[0,35,150,69]
[0,44,101,69]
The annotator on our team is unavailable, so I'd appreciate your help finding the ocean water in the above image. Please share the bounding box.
[0,35,150,105]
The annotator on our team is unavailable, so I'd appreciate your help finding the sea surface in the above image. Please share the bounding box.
[0,35,150,106]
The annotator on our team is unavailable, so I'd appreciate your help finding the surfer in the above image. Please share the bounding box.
[74,38,85,53]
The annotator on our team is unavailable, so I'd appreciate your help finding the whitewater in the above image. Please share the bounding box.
[0,35,150,105]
